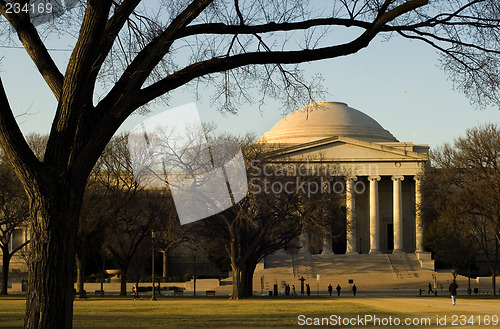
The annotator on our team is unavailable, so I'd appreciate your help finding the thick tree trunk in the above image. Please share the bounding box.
[75,246,86,297]
[120,263,129,296]
[231,259,258,299]
[243,264,256,298]
[237,265,249,298]
[1,247,11,295]
[228,226,260,299]
[231,266,241,299]
[24,183,84,329]
[236,262,256,298]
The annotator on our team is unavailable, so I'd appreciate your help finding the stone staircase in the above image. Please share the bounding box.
[387,252,422,280]
[187,251,484,296]
[252,251,473,293]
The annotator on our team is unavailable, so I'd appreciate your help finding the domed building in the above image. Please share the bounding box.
[261,101,398,144]
[260,102,429,255]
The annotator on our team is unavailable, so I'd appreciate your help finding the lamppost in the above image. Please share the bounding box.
[468,262,472,295]
[316,274,320,296]
[151,230,157,301]
[193,247,197,296]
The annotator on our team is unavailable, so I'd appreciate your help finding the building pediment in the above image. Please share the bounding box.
[266,136,429,163]
[263,136,428,177]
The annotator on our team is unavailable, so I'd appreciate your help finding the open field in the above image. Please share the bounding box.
[1,295,499,328]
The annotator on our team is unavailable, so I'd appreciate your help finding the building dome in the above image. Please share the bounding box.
[260,102,398,144]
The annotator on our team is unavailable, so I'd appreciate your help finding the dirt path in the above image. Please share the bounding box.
[348,297,499,328]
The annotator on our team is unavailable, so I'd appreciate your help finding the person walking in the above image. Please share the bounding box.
[336,284,341,296]
[292,285,296,296]
[133,284,139,301]
[352,284,357,296]
[157,281,162,296]
[306,284,311,296]
[449,281,458,305]
[427,282,434,295]
[328,284,333,296]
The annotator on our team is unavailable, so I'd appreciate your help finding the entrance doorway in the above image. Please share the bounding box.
[332,206,347,254]
[387,223,394,251]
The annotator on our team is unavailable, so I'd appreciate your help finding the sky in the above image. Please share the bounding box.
[1,11,499,150]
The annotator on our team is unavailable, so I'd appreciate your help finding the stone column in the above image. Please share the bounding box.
[392,175,404,253]
[321,236,334,255]
[346,177,357,254]
[369,176,381,254]
[414,176,424,252]
[298,232,310,256]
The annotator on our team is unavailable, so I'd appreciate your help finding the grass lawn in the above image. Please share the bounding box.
[1,295,499,328]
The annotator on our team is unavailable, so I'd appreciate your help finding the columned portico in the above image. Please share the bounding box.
[392,175,405,253]
[368,176,381,254]
[258,101,430,256]
[346,177,357,254]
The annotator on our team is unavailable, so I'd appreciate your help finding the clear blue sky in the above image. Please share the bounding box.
[1,22,498,149]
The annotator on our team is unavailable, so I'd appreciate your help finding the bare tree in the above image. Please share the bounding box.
[424,215,476,280]
[0,153,28,295]
[193,141,341,299]
[0,1,499,327]
[101,189,159,295]
[149,189,186,279]
[76,135,140,296]
[425,123,500,297]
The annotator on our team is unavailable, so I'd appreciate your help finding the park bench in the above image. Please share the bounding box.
[76,290,87,299]
[418,288,437,296]
[174,290,184,296]
[205,290,216,296]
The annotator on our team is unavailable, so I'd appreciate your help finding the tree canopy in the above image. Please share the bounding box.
[424,123,500,297]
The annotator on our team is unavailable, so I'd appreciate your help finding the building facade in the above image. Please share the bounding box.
[260,102,429,254]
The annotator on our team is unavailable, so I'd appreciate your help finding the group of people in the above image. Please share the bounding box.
[284,284,296,296]
[281,281,357,297]
[327,283,356,296]
[135,279,457,303]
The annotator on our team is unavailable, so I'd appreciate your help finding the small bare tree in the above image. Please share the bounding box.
[149,189,186,279]
[0,153,29,295]
[76,135,141,296]
[193,140,342,299]
[425,123,500,297]
[101,189,160,295]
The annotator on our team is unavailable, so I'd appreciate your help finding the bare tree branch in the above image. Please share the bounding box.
[0,77,41,189]
[0,0,64,100]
